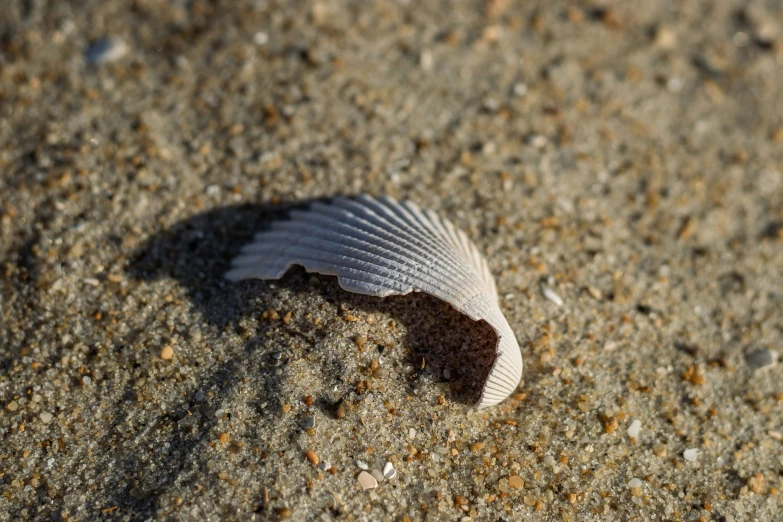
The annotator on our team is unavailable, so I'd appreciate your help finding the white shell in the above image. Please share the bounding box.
[225,195,522,408]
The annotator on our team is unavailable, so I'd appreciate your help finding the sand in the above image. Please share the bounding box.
[1,1,782,521]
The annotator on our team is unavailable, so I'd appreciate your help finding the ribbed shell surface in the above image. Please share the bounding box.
[225,195,522,408]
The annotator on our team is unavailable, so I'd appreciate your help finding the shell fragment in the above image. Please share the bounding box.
[226,195,523,408]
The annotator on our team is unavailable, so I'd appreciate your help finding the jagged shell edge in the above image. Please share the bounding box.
[225,195,523,408]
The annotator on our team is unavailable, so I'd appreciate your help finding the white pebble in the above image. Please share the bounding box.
[383,461,397,480]
[253,32,269,45]
[683,448,699,462]
[530,134,548,149]
[355,460,369,471]
[357,470,378,490]
[85,38,128,65]
[39,412,53,424]
[420,50,434,71]
[627,477,642,489]
[408,428,416,440]
[541,285,564,306]
[627,420,641,438]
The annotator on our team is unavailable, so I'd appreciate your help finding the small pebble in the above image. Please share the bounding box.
[744,349,778,371]
[683,448,699,462]
[470,441,486,452]
[602,415,619,434]
[732,31,750,47]
[383,461,397,479]
[652,443,668,457]
[541,285,564,306]
[508,475,524,490]
[627,419,642,438]
[39,412,53,424]
[160,346,174,360]
[335,400,347,419]
[530,134,548,149]
[356,460,369,470]
[408,428,416,440]
[306,449,319,465]
[747,472,764,493]
[420,49,434,71]
[654,25,677,49]
[296,433,308,450]
[6,401,19,412]
[357,470,378,490]
[627,477,642,488]
[85,37,128,65]
[371,469,384,483]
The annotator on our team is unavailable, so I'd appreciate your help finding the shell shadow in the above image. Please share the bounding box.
[128,200,301,327]
[128,198,497,408]
[105,198,496,517]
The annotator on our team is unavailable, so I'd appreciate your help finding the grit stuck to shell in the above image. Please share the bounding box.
[226,194,523,408]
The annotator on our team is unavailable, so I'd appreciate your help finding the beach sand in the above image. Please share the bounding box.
[1,1,782,520]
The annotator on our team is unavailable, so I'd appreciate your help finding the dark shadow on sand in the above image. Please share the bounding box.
[98,198,497,518]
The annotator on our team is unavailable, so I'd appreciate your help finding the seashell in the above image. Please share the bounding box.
[225,194,522,408]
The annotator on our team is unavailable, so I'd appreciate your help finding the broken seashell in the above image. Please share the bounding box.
[225,194,522,408]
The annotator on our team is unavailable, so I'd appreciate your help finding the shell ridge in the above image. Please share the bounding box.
[245,231,474,300]
[338,197,452,260]
[399,203,489,293]
[375,199,485,292]
[235,235,474,303]
[329,198,484,292]
[375,200,490,308]
[267,214,454,277]
[426,209,497,297]
[234,245,414,293]
[263,210,480,298]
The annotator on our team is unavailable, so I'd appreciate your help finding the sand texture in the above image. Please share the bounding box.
[1,1,782,521]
